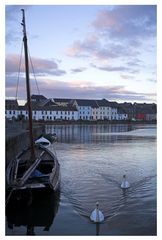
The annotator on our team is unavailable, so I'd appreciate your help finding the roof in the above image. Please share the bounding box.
[96,99,110,107]
[134,103,157,114]
[107,101,119,108]
[31,94,47,101]
[75,99,98,108]
[5,99,19,109]
[5,99,18,105]
[53,98,73,103]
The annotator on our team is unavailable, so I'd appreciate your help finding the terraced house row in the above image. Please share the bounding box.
[5,95,157,122]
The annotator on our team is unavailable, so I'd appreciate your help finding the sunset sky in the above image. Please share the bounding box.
[5,5,157,103]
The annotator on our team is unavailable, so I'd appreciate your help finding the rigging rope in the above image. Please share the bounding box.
[28,49,40,95]
[15,41,23,100]
[15,42,41,99]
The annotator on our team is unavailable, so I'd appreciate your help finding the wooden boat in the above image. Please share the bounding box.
[6,9,60,196]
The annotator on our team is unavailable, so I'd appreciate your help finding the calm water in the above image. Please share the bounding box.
[6,124,157,236]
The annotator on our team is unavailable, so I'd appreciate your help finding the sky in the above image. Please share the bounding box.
[5,5,157,103]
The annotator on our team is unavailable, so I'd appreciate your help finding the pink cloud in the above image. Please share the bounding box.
[6,54,66,76]
[6,75,156,103]
[92,9,121,31]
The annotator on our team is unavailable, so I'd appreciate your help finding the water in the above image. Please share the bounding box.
[6,124,157,236]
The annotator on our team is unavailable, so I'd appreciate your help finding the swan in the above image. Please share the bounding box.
[121,174,130,189]
[90,202,104,223]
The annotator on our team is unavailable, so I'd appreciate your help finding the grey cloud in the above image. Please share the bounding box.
[120,74,135,80]
[6,76,156,103]
[6,54,66,76]
[92,5,156,41]
[67,5,156,76]
[71,67,86,74]
[147,78,156,82]
[91,63,129,72]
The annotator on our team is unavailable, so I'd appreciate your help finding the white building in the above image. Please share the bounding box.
[5,97,128,122]
[73,99,97,120]
[96,99,112,120]
[5,104,78,121]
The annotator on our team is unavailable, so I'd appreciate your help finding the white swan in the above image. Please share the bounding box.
[121,174,130,189]
[90,202,104,223]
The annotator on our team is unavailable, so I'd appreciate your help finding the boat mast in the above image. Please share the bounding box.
[21,9,35,159]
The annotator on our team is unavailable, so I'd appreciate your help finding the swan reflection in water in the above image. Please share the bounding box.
[6,189,60,235]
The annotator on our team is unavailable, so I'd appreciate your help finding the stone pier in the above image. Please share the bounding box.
[5,121,45,167]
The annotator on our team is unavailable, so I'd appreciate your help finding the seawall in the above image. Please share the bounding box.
[6,121,45,167]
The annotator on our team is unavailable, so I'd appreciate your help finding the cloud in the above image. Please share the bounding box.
[6,54,66,76]
[91,63,129,72]
[120,74,135,80]
[67,5,156,75]
[92,5,156,40]
[147,78,156,83]
[67,37,139,61]
[6,6,31,21]
[67,35,100,58]
[5,6,31,44]
[71,67,87,74]
[5,76,156,103]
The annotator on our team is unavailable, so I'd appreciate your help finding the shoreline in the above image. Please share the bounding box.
[33,120,157,126]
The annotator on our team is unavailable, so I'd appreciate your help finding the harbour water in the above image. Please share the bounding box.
[6,123,157,236]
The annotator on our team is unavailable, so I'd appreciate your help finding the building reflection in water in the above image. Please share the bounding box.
[6,190,60,235]
[45,124,134,144]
